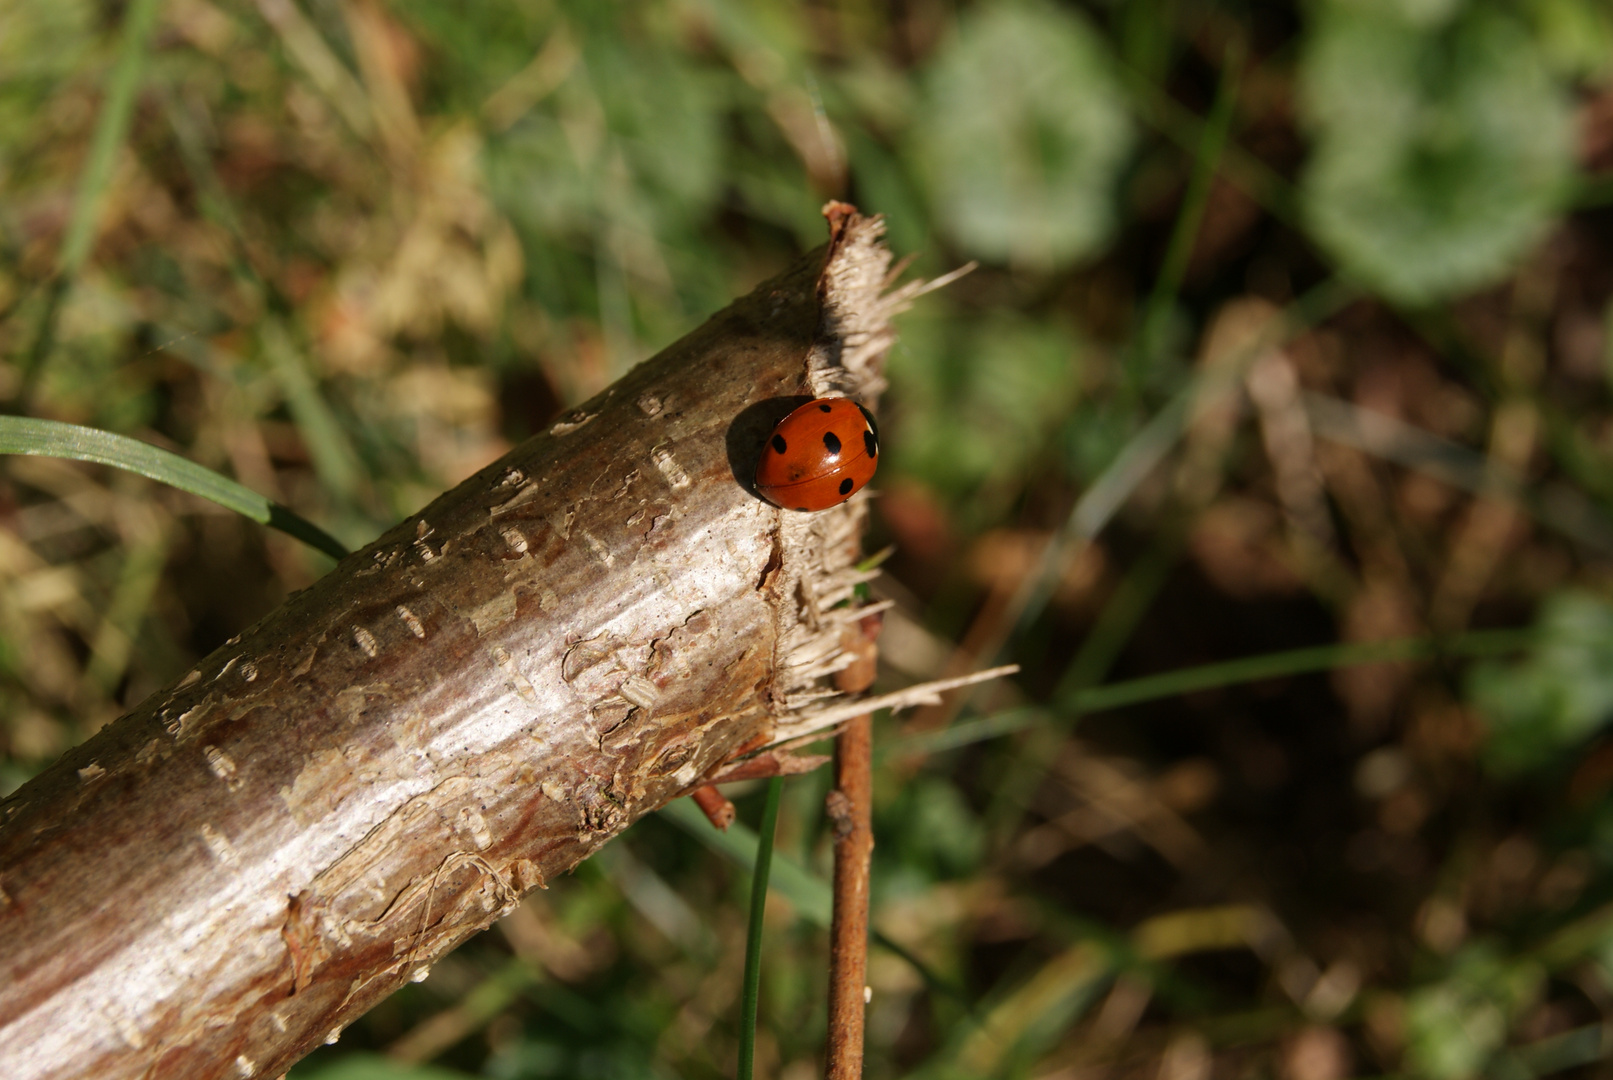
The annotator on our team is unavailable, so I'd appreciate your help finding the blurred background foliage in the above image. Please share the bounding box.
[11,0,1613,1076]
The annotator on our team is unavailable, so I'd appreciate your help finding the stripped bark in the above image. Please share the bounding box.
[0,206,917,1080]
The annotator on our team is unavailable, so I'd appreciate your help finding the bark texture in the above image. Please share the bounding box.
[0,207,908,1080]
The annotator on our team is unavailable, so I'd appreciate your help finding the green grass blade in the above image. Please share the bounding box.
[983,627,1534,839]
[260,320,365,504]
[1117,55,1302,228]
[60,0,163,275]
[1054,534,1183,703]
[988,534,1185,832]
[1062,628,1538,716]
[265,504,350,561]
[737,777,782,1080]
[24,0,163,396]
[896,630,1539,765]
[83,526,170,693]
[881,708,1047,759]
[0,418,348,560]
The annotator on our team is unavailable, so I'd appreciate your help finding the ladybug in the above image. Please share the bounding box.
[756,397,879,512]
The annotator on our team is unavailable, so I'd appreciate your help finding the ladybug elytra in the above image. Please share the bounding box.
[755,397,879,512]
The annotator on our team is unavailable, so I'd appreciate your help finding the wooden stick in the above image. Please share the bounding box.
[825,712,874,1080]
[825,615,880,1078]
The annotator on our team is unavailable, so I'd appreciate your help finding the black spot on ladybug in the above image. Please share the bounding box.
[823,431,842,456]
[864,430,877,457]
[795,506,809,512]
[839,478,854,495]
[771,434,787,454]
[819,403,833,412]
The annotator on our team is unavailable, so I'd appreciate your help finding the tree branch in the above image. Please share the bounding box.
[0,206,912,1080]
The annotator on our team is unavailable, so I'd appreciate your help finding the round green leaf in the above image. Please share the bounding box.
[1299,5,1574,304]
[911,1,1134,270]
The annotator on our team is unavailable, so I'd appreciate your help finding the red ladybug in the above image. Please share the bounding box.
[756,398,879,512]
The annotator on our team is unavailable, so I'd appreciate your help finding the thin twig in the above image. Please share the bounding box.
[825,712,874,1080]
[825,615,880,1078]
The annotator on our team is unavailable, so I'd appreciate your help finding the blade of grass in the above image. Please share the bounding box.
[83,519,170,695]
[1054,535,1183,704]
[250,0,376,141]
[1008,628,1532,836]
[1117,53,1301,228]
[1500,1022,1613,1080]
[905,629,1536,829]
[58,0,163,277]
[0,418,348,560]
[22,0,164,399]
[737,776,782,1080]
[1061,627,1537,716]
[164,95,265,293]
[1133,43,1241,373]
[384,956,540,1065]
[259,320,366,505]
[170,101,373,530]
[953,941,1113,1077]
[883,708,1046,760]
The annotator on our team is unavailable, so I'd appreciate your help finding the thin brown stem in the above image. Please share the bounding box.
[825,615,880,1078]
[825,712,873,1080]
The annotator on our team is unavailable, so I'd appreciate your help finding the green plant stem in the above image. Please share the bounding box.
[737,777,783,1080]
[259,320,365,505]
